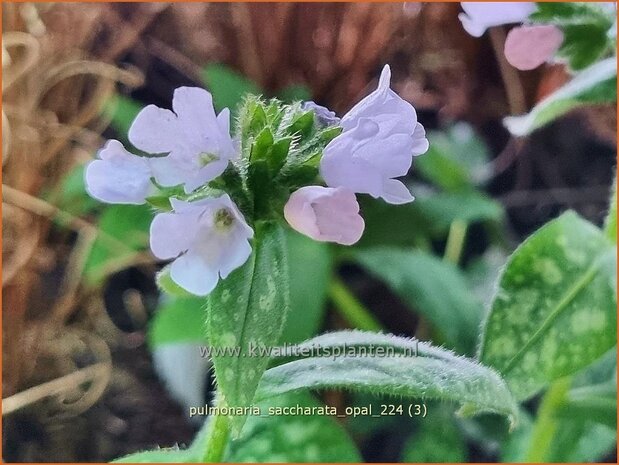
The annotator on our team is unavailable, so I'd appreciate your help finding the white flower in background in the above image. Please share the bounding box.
[128,87,237,193]
[150,195,253,296]
[320,65,428,205]
[458,2,536,37]
[85,139,154,204]
[284,186,365,245]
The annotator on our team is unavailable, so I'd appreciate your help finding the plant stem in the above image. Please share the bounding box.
[489,27,527,115]
[444,220,468,265]
[202,407,231,463]
[524,377,571,462]
[329,277,383,331]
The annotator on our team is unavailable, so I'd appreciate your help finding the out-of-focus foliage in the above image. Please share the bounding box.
[83,205,152,286]
[505,57,617,136]
[353,248,481,354]
[530,2,615,70]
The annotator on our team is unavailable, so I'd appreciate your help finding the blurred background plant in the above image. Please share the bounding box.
[2,2,616,463]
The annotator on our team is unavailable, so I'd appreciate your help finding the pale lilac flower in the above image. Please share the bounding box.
[85,139,154,205]
[504,25,564,71]
[150,195,253,296]
[459,2,536,37]
[302,101,340,126]
[320,65,428,205]
[284,186,364,246]
[128,87,237,194]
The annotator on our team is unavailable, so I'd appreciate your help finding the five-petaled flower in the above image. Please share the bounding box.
[319,65,428,205]
[129,87,237,193]
[150,195,253,296]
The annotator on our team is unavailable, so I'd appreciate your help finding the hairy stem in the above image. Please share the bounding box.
[330,277,382,331]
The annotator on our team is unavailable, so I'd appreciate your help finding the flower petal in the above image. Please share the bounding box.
[149,155,191,188]
[128,105,178,154]
[411,122,430,156]
[381,178,415,205]
[183,159,230,193]
[218,234,252,279]
[150,210,199,260]
[170,253,219,296]
[284,186,365,246]
[85,140,152,204]
[341,65,417,132]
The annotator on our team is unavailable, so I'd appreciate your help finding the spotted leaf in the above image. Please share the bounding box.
[480,211,617,400]
[206,221,289,436]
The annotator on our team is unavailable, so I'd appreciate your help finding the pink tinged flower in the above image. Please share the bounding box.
[85,139,154,205]
[284,186,365,246]
[150,194,253,296]
[128,87,237,194]
[459,2,537,37]
[320,65,428,205]
[504,25,564,71]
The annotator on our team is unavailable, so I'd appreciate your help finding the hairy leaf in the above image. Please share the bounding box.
[207,221,289,436]
[256,331,519,424]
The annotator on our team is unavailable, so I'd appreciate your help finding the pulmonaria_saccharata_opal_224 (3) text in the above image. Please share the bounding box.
[85,64,429,296]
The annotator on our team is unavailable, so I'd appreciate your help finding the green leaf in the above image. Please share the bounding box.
[206,221,289,436]
[415,124,491,191]
[83,204,152,286]
[479,211,617,400]
[557,380,617,429]
[250,127,275,161]
[226,392,361,462]
[401,407,468,463]
[503,407,617,463]
[353,248,482,353]
[415,191,504,233]
[559,23,612,70]
[148,296,207,347]
[280,230,332,344]
[504,57,617,136]
[201,64,261,113]
[530,2,614,71]
[546,421,617,462]
[287,112,315,139]
[256,331,519,424]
